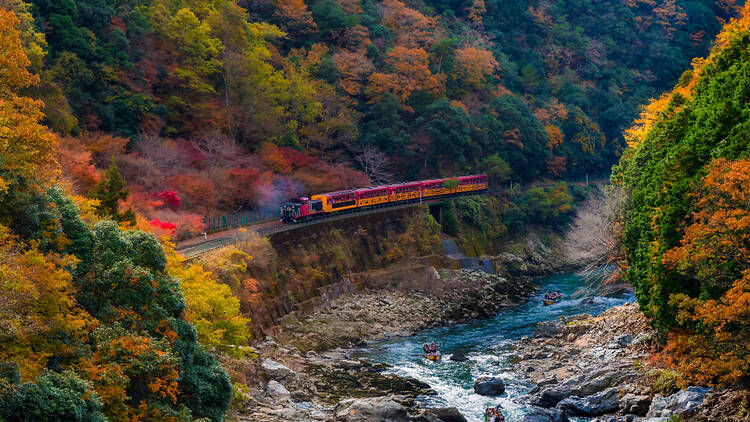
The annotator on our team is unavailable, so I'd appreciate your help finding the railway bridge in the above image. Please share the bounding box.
[176,190,486,259]
[175,179,607,259]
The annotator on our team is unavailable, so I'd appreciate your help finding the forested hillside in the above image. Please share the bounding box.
[0,9,254,419]
[1,1,749,420]
[0,0,739,234]
[613,3,750,387]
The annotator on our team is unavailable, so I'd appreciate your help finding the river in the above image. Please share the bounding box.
[355,271,634,422]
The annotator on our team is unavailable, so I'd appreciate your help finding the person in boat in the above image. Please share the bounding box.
[430,341,438,354]
[423,343,430,354]
[484,405,504,422]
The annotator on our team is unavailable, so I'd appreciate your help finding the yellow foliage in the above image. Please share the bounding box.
[0,9,58,193]
[165,245,251,355]
[0,224,95,380]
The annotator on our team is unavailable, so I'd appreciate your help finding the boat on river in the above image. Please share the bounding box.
[543,289,563,305]
[424,352,441,362]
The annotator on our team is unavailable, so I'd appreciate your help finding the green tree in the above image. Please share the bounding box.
[0,369,106,422]
[90,158,135,225]
[360,93,410,154]
[481,153,511,186]
[420,99,471,165]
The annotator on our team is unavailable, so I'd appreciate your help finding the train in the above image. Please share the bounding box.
[280,174,489,224]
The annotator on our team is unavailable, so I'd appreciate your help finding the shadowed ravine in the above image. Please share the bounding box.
[354,271,633,422]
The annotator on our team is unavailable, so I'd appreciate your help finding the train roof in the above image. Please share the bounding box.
[313,189,357,197]
[314,174,488,196]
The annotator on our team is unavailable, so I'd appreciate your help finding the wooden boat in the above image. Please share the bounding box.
[424,352,441,362]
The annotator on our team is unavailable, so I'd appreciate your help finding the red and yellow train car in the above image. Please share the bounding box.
[280,174,488,223]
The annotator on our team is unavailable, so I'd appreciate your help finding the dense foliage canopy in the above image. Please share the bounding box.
[0,9,238,420]
[0,0,738,236]
[614,3,750,386]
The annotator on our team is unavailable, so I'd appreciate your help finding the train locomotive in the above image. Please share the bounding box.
[280,174,488,224]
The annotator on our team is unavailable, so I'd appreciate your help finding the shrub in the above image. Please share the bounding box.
[0,370,106,422]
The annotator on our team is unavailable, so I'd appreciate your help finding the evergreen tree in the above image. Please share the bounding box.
[90,157,135,225]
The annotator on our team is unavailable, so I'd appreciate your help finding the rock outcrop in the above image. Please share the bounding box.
[512,303,747,421]
[646,387,711,418]
[473,376,506,396]
[416,407,467,422]
[334,396,409,422]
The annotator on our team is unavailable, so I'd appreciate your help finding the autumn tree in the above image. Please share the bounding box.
[380,0,441,48]
[658,158,750,386]
[149,1,225,135]
[273,0,317,36]
[166,247,251,356]
[452,47,499,90]
[0,224,95,379]
[367,46,445,107]
[0,9,57,195]
[332,49,374,95]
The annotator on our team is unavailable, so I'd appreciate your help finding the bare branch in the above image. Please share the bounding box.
[355,146,393,185]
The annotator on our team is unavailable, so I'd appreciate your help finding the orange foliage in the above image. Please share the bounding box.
[653,0,687,39]
[274,0,317,33]
[663,158,750,283]
[453,47,499,89]
[165,173,216,212]
[0,9,58,193]
[504,128,523,149]
[690,29,706,45]
[337,0,363,15]
[367,46,445,106]
[260,142,293,175]
[380,0,442,48]
[82,331,181,420]
[333,49,375,95]
[659,158,750,386]
[76,131,129,166]
[467,0,486,26]
[546,156,567,177]
[528,2,553,27]
[450,100,468,114]
[0,225,95,380]
[58,135,101,193]
[545,124,564,149]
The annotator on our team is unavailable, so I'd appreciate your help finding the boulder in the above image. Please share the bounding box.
[334,396,409,422]
[528,376,558,395]
[530,368,630,409]
[422,407,467,422]
[619,393,650,416]
[262,359,298,384]
[555,387,621,416]
[534,316,566,338]
[646,387,711,418]
[473,376,506,396]
[520,408,570,422]
[530,387,570,408]
[450,352,469,362]
[266,380,291,400]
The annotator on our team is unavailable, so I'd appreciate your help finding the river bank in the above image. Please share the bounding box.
[510,302,750,422]
[226,268,537,421]
[224,189,620,421]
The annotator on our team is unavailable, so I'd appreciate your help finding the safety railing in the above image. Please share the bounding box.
[203,209,280,233]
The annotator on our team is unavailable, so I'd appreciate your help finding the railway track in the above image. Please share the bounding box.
[175,179,608,259]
